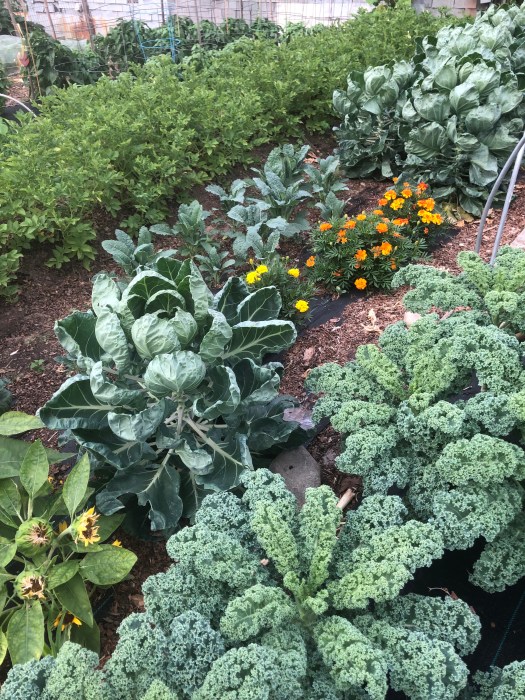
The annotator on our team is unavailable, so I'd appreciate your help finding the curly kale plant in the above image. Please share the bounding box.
[38,257,308,536]
[393,246,525,335]
[308,307,525,593]
[0,470,483,699]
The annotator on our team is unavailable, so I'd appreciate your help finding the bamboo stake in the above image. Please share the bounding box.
[80,0,96,50]
[4,0,22,38]
[42,0,57,40]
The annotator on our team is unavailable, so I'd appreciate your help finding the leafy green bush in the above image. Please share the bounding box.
[309,180,445,293]
[38,254,309,536]
[0,60,7,111]
[308,248,525,593]
[334,2,523,215]
[0,469,484,696]
[0,3,462,297]
[0,411,136,665]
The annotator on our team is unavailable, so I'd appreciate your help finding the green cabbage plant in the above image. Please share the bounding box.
[39,258,308,536]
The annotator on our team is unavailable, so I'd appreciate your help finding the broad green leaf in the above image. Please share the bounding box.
[0,412,43,436]
[233,359,281,404]
[406,122,447,160]
[449,82,479,115]
[154,256,182,281]
[62,453,90,519]
[131,314,181,360]
[95,310,130,372]
[108,401,166,442]
[19,440,49,499]
[433,61,457,90]
[234,286,282,324]
[96,513,125,542]
[122,270,178,318]
[469,144,499,187]
[190,264,212,323]
[144,351,206,398]
[47,560,80,589]
[413,93,450,123]
[171,308,198,348]
[179,471,209,520]
[195,430,251,491]
[7,601,45,664]
[55,312,103,364]
[465,105,502,134]
[145,289,186,316]
[89,362,145,406]
[70,617,100,653]
[174,440,213,474]
[0,570,14,586]
[39,376,119,430]
[220,584,295,642]
[200,310,233,363]
[0,479,21,526]
[54,574,93,626]
[0,536,16,567]
[91,272,121,316]
[223,320,297,362]
[214,277,250,322]
[80,546,137,585]
[72,427,155,469]
[0,436,67,479]
[193,366,241,420]
[0,629,7,666]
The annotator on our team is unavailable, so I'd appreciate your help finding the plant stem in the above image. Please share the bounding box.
[336,488,356,510]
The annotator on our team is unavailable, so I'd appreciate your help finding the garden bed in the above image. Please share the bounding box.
[2,143,525,670]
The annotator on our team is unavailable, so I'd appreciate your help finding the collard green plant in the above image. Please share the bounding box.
[0,411,136,665]
[334,3,525,214]
[304,154,349,202]
[152,201,211,257]
[0,470,483,698]
[38,259,308,536]
[308,254,525,592]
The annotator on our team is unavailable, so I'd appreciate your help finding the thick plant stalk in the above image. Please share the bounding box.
[336,488,356,510]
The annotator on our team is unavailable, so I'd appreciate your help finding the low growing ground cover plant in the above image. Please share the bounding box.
[38,256,309,536]
[308,247,525,593]
[0,469,486,697]
[0,411,136,665]
[309,180,444,292]
[334,2,525,216]
[0,3,465,298]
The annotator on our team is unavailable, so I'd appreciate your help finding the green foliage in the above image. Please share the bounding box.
[462,661,525,699]
[1,470,482,698]
[0,411,136,666]
[0,3,458,297]
[393,245,525,334]
[38,258,308,536]
[308,271,525,592]
[0,377,11,413]
[334,2,522,215]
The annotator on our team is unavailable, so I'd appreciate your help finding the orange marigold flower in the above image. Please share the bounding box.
[355,249,367,261]
[432,213,443,225]
[356,213,367,221]
[391,261,397,270]
[373,209,384,216]
[417,198,435,211]
[403,182,410,187]
[380,241,393,256]
[319,222,332,232]
[378,198,388,206]
[371,246,382,258]
[344,219,356,229]
[392,177,399,183]
[384,190,397,201]
[401,188,412,199]
[390,198,405,211]
[306,256,315,268]
[417,182,428,191]
[424,227,429,234]
[339,236,348,244]
[418,210,433,224]
[376,223,388,234]
[392,218,409,226]
[354,278,367,290]
[392,233,402,238]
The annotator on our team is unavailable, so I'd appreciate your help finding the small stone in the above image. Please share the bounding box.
[269,446,321,506]
[303,347,315,365]
[510,228,525,250]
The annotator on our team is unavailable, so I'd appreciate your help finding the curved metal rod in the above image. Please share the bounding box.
[490,142,525,266]
[0,93,36,114]
[475,130,525,258]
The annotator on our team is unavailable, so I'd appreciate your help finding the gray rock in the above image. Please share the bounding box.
[269,446,321,507]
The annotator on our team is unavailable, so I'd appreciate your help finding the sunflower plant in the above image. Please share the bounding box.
[245,258,315,323]
[0,411,137,667]
[310,181,444,293]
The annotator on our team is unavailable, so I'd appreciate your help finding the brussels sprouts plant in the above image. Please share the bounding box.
[39,257,309,536]
[0,411,136,665]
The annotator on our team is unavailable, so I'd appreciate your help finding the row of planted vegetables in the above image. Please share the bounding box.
[1,2,525,698]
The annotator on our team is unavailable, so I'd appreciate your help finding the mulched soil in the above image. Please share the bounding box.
[2,122,525,667]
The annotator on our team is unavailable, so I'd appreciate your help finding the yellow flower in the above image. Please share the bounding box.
[306,256,315,268]
[58,521,68,534]
[418,209,433,224]
[344,220,356,229]
[112,539,122,547]
[295,300,309,313]
[73,507,100,546]
[246,271,261,285]
[376,223,388,234]
[390,198,405,211]
[355,249,367,261]
[384,190,397,200]
[356,213,367,221]
[432,213,443,225]
[53,612,82,632]
[255,265,268,275]
[354,278,367,290]
[380,241,393,256]
[319,222,332,232]
[401,188,412,199]
[373,209,384,216]
[287,268,300,278]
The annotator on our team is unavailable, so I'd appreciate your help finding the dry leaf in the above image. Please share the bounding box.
[404,311,421,327]
[363,308,381,333]
[303,347,315,365]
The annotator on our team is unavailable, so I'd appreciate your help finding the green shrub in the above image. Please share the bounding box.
[0,411,136,665]
[307,248,525,593]
[0,3,462,297]
[334,2,523,215]
[0,470,484,696]
[38,253,309,536]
